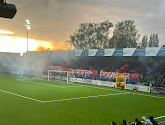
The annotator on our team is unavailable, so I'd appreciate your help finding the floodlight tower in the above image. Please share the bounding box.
[25,19,30,51]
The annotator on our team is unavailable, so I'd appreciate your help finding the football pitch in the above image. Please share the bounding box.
[0,74,165,125]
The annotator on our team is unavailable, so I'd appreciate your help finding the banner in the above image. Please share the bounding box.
[146,47,160,56]
[75,47,165,56]
[100,70,139,81]
[81,50,88,56]
[112,48,123,56]
[150,87,165,94]
[71,69,98,77]
[126,84,150,92]
[96,80,116,88]
[95,49,105,56]
[88,49,98,56]
[123,48,136,56]
[156,47,165,56]
[104,49,115,56]
[46,65,70,71]
[132,48,145,56]
[75,49,83,56]
[69,77,116,88]
[46,65,139,81]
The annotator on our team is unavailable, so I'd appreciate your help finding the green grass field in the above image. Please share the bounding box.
[0,73,165,125]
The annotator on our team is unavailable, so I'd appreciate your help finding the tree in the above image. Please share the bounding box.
[149,34,154,47]
[149,34,159,47]
[65,20,113,50]
[141,35,148,47]
[110,20,140,48]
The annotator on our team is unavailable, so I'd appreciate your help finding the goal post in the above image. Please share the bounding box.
[116,76,126,89]
[47,70,70,83]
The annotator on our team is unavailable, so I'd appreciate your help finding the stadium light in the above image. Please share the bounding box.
[25,19,30,52]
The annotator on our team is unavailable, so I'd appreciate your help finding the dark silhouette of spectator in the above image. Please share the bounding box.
[111,121,116,125]
[149,116,158,125]
[121,119,127,125]
[135,118,143,125]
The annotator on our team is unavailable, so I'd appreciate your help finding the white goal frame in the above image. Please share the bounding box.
[48,70,69,83]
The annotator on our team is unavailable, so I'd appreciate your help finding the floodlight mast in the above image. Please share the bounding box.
[25,19,30,52]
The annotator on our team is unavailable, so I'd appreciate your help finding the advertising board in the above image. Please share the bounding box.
[126,84,150,92]
[150,87,165,94]
[69,78,116,88]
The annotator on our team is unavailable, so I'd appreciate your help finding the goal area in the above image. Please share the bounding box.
[47,70,72,83]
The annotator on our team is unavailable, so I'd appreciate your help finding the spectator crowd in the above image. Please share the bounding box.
[109,116,164,125]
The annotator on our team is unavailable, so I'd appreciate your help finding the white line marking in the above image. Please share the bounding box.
[17,79,126,94]
[23,77,80,86]
[4,77,165,103]
[157,97,165,99]
[79,97,90,98]
[17,79,165,101]
[88,96,98,98]
[133,93,165,99]
[43,92,129,103]
[151,96,158,98]
[144,94,150,96]
[155,115,165,119]
[17,79,84,88]
[70,98,80,99]
[61,99,72,101]
[98,95,108,97]
[22,77,139,94]
[80,84,126,93]
[0,89,43,103]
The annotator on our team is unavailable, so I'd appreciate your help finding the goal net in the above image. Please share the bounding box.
[47,70,72,83]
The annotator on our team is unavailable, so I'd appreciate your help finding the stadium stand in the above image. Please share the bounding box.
[0,50,164,87]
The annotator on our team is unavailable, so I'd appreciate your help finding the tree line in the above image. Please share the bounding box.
[65,20,160,50]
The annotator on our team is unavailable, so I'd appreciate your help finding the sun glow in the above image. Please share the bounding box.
[0,35,39,54]
[0,30,13,35]
[0,30,68,54]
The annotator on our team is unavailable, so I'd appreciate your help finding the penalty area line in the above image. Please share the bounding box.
[43,92,129,103]
[0,90,43,103]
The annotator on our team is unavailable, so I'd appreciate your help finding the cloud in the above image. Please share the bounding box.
[1,0,165,48]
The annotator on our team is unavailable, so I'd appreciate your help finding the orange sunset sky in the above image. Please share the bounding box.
[0,29,68,54]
